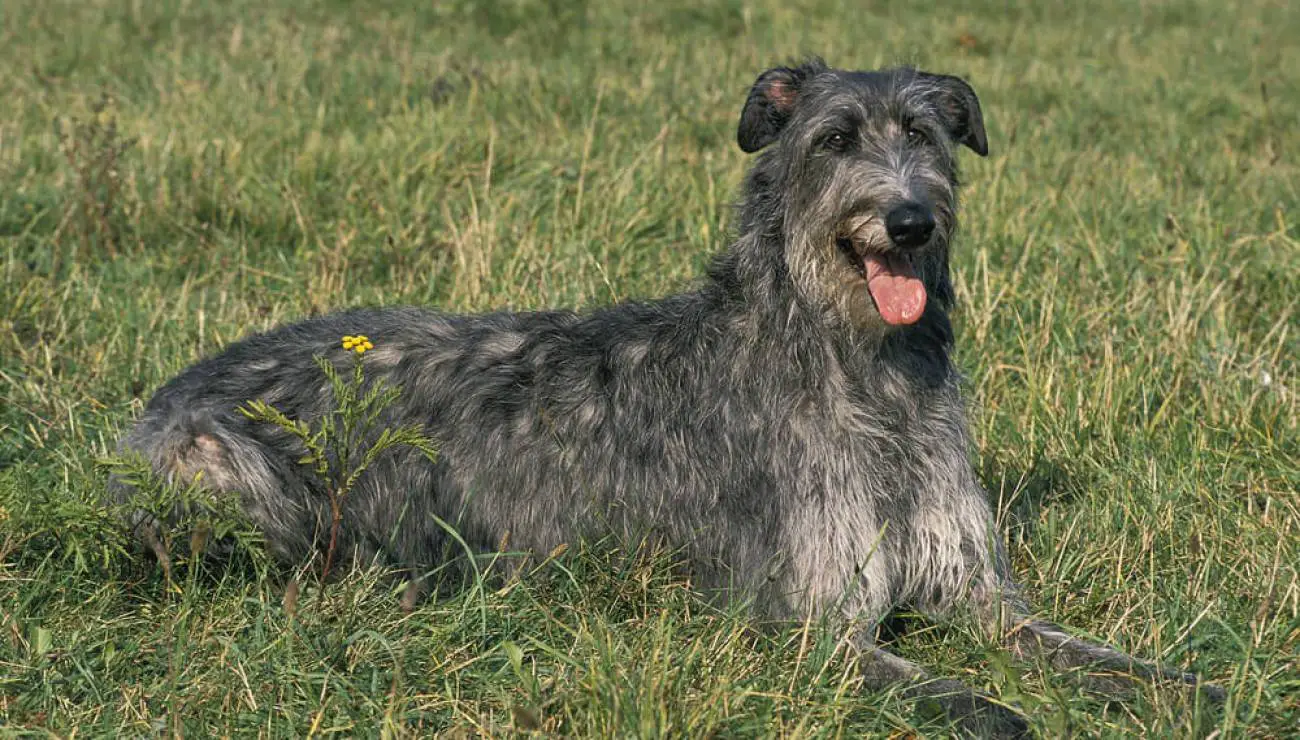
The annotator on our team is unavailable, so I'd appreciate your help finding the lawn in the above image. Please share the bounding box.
[1,0,1296,735]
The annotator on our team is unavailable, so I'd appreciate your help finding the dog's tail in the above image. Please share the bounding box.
[108,406,300,576]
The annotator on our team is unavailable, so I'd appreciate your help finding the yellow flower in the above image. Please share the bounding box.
[341,335,374,354]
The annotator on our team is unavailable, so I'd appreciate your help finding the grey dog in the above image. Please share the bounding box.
[115,61,1221,735]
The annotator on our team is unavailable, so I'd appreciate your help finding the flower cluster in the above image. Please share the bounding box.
[341,335,374,355]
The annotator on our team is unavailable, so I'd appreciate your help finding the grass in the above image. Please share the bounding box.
[1,0,1296,735]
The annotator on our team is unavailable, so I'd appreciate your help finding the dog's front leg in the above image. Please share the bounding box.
[850,634,1030,738]
[1001,610,1226,703]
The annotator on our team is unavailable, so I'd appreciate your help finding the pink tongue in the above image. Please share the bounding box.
[864,254,927,325]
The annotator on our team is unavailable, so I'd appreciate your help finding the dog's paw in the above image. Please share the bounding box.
[913,679,1031,739]
[1096,664,1228,706]
[1165,669,1227,705]
[1067,666,1227,707]
[1194,680,1228,704]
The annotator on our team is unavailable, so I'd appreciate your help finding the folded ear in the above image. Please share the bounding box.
[737,61,825,153]
[917,72,988,157]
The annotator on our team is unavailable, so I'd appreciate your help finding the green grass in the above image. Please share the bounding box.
[1,0,1297,735]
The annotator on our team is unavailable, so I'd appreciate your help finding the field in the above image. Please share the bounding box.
[1,0,1297,735]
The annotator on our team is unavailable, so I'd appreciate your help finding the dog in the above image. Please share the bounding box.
[113,60,1222,736]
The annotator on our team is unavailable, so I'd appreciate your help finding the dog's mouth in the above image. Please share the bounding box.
[836,230,927,326]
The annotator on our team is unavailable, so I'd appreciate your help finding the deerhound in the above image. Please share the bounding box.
[113,61,1222,735]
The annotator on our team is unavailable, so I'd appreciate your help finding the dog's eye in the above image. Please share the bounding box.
[820,132,849,151]
[905,127,930,147]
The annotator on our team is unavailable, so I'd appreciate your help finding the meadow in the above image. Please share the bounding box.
[1,0,1296,735]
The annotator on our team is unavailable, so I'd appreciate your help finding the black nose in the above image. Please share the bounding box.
[885,203,936,248]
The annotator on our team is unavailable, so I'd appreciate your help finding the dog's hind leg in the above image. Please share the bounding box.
[851,636,1030,738]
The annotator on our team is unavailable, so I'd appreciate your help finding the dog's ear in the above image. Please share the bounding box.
[737,61,824,153]
[919,73,988,157]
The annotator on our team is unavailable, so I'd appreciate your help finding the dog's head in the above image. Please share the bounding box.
[736,61,987,332]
